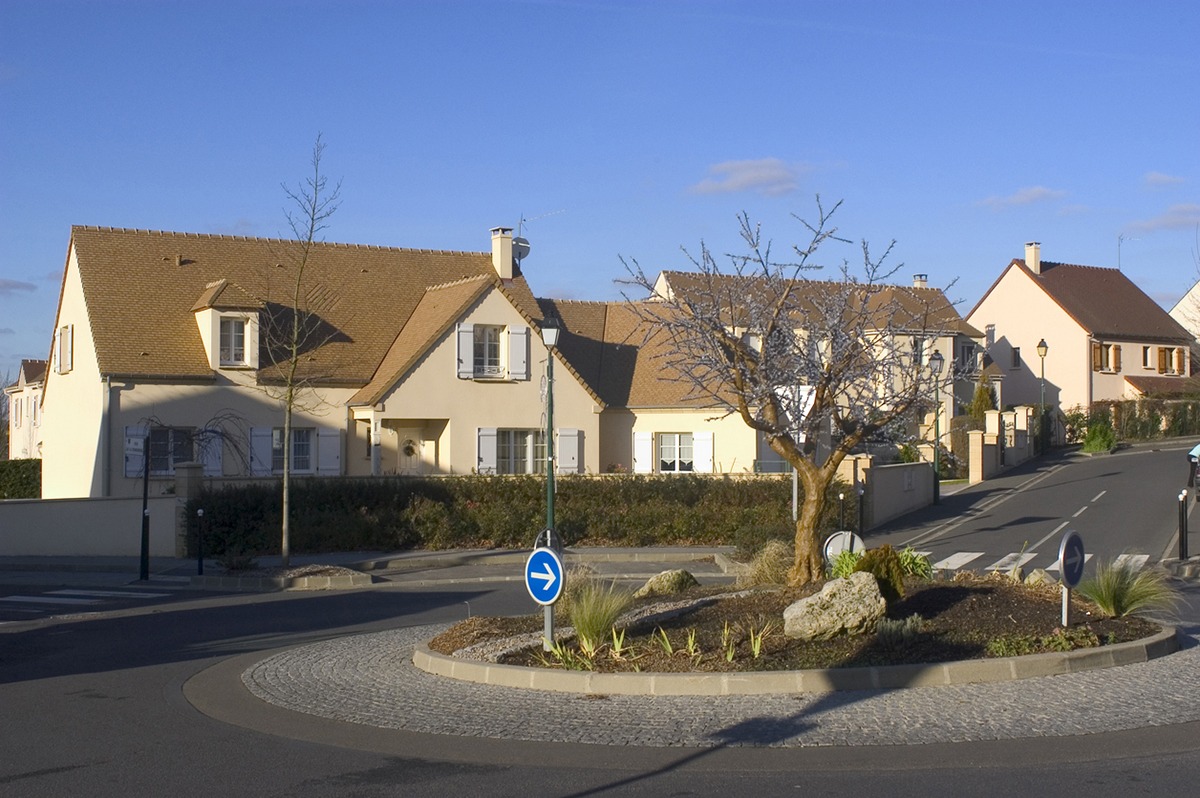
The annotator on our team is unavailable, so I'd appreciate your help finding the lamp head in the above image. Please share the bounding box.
[927,349,944,376]
[1037,339,1048,358]
[541,315,560,348]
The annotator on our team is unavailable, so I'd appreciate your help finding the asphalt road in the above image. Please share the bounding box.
[4,446,1200,797]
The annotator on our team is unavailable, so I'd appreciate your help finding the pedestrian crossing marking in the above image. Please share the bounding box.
[932,552,984,570]
[986,552,1037,572]
[1113,553,1150,570]
[1,595,101,606]
[49,590,172,599]
[1045,553,1094,572]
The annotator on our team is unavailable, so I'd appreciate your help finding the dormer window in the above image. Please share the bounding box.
[220,317,247,366]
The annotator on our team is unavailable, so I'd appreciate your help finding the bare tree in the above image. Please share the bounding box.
[0,368,10,460]
[259,136,342,567]
[621,199,949,585]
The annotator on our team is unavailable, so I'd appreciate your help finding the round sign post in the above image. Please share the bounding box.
[822,531,866,568]
[525,546,565,651]
[1058,530,1085,627]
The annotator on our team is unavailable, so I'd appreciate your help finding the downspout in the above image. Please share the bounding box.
[102,376,112,496]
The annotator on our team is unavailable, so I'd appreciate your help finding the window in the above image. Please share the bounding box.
[148,427,195,475]
[473,325,503,377]
[272,428,314,472]
[1144,346,1154,369]
[456,323,529,381]
[1092,342,1121,372]
[56,324,73,374]
[12,396,21,428]
[30,396,38,426]
[496,429,546,474]
[1010,346,1021,369]
[958,343,977,372]
[219,317,247,365]
[658,432,694,473]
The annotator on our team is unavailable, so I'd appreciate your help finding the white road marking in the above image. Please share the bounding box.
[0,595,101,606]
[986,552,1037,571]
[1072,506,1088,518]
[1030,521,1071,552]
[1092,491,1107,502]
[49,590,172,599]
[1113,553,1150,570]
[932,552,984,570]
[1045,553,1094,572]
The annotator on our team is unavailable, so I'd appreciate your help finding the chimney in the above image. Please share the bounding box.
[912,273,928,289]
[491,227,514,280]
[1025,241,1041,275]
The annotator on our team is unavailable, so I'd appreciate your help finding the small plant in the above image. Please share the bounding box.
[683,628,701,658]
[537,638,593,670]
[1081,423,1117,453]
[721,620,736,662]
[897,546,933,579]
[609,627,634,660]
[1077,559,1181,619]
[875,613,924,649]
[744,618,776,659]
[568,579,633,655]
[737,538,794,587]
[853,545,906,604]
[986,627,1100,657]
[828,548,864,579]
[653,626,674,656]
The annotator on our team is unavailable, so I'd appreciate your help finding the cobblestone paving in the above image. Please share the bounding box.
[242,624,1200,748]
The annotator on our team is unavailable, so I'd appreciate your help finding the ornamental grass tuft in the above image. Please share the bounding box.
[568,580,633,655]
[737,539,794,587]
[1077,559,1180,619]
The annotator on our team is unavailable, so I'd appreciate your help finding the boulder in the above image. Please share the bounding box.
[783,571,887,641]
[633,569,700,598]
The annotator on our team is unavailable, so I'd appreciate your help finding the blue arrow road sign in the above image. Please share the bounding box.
[525,547,565,606]
[1059,530,1086,589]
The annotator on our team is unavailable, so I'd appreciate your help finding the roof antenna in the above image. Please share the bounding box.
[514,210,566,267]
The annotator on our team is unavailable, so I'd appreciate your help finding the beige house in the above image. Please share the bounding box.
[967,242,1196,415]
[39,226,603,498]
[4,359,47,460]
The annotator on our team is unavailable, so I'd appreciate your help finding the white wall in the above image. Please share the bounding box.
[0,495,177,556]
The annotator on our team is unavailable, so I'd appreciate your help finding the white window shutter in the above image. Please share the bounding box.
[508,325,529,380]
[633,431,653,474]
[124,424,148,478]
[317,428,341,476]
[62,325,73,373]
[477,427,497,474]
[456,323,475,379]
[53,329,61,374]
[693,431,714,473]
[201,432,223,477]
[557,428,581,473]
[250,427,273,476]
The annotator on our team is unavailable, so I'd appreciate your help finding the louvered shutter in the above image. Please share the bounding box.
[633,432,653,474]
[508,326,529,380]
[557,428,581,473]
[317,428,341,476]
[250,427,273,476]
[456,324,475,379]
[693,431,714,473]
[477,428,497,474]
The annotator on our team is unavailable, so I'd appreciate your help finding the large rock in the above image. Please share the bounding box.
[633,569,699,598]
[783,571,887,641]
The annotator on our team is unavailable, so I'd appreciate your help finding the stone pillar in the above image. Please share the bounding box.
[173,462,204,557]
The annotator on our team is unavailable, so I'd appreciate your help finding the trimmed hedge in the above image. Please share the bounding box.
[1068,399,1200,444]
[186,474,851,557]
[0,459,40,499]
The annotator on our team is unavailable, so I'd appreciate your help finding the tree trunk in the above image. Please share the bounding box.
[788,465,830,585]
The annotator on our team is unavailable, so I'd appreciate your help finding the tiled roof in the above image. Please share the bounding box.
[21,359,48,384]
[1124,374,1200,398]
[348,275,492,407]
[68,226,538,384]
[658,271,978,337]
[978,260,1191,343]
[191,278,264,312]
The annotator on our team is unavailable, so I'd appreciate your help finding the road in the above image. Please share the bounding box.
[3,445,1200,797]
[867,442,1191,577]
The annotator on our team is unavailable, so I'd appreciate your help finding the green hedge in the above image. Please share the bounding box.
[1070,399,1200,443]
[187,474,851,557]
[0,459,40,499]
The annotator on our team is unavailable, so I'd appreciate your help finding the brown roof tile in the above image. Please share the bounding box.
[68,226,534,384]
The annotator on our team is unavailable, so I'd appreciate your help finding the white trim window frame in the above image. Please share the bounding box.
[219,316,247,366]
[496,428,546,475]
[148,427,195,476]
[272,427,315,473]
[658,432,694,473]
[12,395,21,428]
[473,325,504,378]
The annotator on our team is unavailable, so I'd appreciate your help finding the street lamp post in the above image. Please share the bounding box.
[928,349,945,505]
[1037,338,1049,453]
[540,318,560,651]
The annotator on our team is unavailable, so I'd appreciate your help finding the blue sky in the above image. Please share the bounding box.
[2,0,1198,378]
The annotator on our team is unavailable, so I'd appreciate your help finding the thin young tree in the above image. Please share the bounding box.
[621,199,952,585]
[261,136,341,567]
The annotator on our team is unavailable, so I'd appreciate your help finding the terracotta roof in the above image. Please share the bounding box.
[348,275,492,407]
[1124,374,1200,398]
[973,260,1191,344]
[658,271,978,337]
[67,226,538,384]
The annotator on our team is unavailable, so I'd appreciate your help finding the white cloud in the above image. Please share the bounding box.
[977,186,1067,209]
[1127,204,1200,233]
[0,278,36,296]
[689,158,804,197]
[1144,171,1185,187]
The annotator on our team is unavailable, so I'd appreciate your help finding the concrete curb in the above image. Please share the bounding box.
[190,572,374,591]
[412,627,1180,695]
[357,547,743,573]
